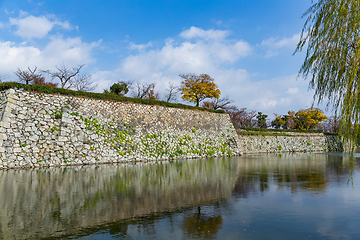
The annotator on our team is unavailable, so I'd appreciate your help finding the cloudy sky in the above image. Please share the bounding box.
[0,0,329,117]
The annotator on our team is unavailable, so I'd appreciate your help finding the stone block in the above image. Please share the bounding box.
[58,136,68,142]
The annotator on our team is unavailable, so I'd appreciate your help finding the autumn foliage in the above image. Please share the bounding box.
[272,108,327,130]
[179,73,221,106]
[296,108,328,130]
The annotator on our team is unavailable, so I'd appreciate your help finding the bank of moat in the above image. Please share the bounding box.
[0,89,241,169]
[237,132,341,154]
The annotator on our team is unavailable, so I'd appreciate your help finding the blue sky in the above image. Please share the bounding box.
[0,0,327,117]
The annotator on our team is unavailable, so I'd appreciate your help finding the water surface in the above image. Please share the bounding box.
[0,153,359,239]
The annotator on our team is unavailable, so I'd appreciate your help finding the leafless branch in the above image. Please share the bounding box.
[163,82,179,103]
[131,82,158,99]
[44,64,84,89]
[201,96,234,110]
[14,66,43,85]
[225,107,257,128]
[72,74,97,92]
[0,74,8,82]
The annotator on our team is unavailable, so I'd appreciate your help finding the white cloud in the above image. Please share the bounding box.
[115,39,250,85]
[262,33,301,49]
[4,9,12,14]
[91,27,317,116]
[0,41,41,70]
[9,14,71,39]
[42,37,100,66]
[287,87,300,95]
[210,71,315,115]
[180,26,231,40]
[129,42,153,51]
[18,10,28,18]
[261,33,301,57]
[117,28,252,82]
[0,38,99,76]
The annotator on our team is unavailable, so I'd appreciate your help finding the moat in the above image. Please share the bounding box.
[0,153,359,239]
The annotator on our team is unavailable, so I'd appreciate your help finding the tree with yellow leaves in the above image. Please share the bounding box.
[271,114,286,129]
[295,108,328,130]
[272,108,327,130]
[272,111,297,129]
[179,73,221,106]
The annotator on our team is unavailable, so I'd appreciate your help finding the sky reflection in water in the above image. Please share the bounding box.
[0,153,359,240]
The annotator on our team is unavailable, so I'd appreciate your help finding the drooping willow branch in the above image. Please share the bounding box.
[295,0,360,149]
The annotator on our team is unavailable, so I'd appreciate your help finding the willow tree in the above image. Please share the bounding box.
[295,0,360,147]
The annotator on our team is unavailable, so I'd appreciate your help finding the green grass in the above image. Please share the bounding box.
[238,127,324,133]
[237,131,293,137]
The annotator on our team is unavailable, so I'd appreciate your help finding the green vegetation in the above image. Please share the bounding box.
[50,126,60,132]
[238,131,292,137]
[256,112,268,129]
[109,82,129,96]
[75,113,235,159]
[295,0,360,146]
[236,126,336,137]
[324,132,338,136]
[0,82,225,114]
[271,108,327,130]
[238,127,323,133]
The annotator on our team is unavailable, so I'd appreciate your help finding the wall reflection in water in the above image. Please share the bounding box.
[0,158,239,239]
[0,153,356,239]
[232,153,356,199]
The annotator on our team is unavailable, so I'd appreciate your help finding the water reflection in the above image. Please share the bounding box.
[233,154,332,196]
[0,153,358,239]
[0,158,238,239]
[183,206,223,239]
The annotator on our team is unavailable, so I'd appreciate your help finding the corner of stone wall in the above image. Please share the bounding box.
[0,89,16,152]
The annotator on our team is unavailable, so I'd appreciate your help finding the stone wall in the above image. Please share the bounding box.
[0,89,241,169]
[237,133,342,154]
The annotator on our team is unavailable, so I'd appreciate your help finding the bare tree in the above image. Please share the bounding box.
[226,107,257,128]
[45,64,84,89]
[163,82,179,103]
[14,66,43,85]
[132,82,149,98]
[322,116,339,133]
[146,88,160,100]
[201,96,234,110]
[131,82,159,99]
[72,73,97,92]
[0,74,8,82]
